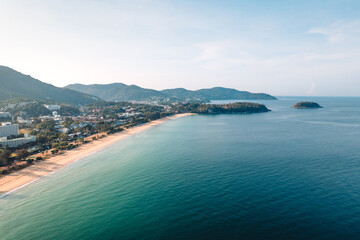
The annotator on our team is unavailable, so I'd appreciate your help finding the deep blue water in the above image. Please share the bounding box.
[0,97,360,240]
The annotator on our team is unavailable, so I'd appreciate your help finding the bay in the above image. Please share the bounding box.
[1,97,360,240]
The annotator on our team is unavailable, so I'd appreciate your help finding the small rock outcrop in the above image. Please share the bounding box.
[293,102,323,109]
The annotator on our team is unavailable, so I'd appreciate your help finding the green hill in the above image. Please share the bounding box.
[161,87,276,100]
[66,83,168,102]
[66,83,276,102]
[0,66,100,105]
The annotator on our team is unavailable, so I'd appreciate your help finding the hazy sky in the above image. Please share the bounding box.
[0,0,359,96]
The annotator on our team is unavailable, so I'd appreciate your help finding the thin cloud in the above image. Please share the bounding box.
[308,20,360,43]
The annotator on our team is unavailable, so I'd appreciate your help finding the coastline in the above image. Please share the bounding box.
[0,113,194,196]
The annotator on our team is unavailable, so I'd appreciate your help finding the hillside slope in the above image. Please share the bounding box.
[0,66,99,105]
[67,83,167,101]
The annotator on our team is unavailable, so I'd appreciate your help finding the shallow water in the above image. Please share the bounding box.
[0,97,360,240]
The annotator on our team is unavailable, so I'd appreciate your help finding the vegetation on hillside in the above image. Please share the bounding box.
[66,83,168,102]
[8,103,52,117]
[58,105,81,116]
[162,87,277,101]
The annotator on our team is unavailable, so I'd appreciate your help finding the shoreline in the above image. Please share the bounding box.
[0,113,194,196]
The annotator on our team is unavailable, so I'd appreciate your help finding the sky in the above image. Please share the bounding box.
[0,0,359,96]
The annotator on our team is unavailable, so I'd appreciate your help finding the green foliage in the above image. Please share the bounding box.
[9,103,51,117]
[66,83,167,102]
[160,112,170,118]
[63,118,76,128]
[145,111,161,120]
[162,87,277,101]
[14,149,30,160]
[293,102,323,109]
[36,131,58,145]
[172,102,270,114]
[0,169,9,175]
[35,120,59,146]
[37,119,56,131]
[27,159,34,164]
[0,148,11,166]
[0,97,35,108]
[51,149,59,155]
[58,105,80,116]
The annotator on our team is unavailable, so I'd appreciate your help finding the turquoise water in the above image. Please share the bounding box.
[1,97,360,240]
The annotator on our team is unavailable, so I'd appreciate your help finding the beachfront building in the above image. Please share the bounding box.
[0,134,37,148]
[0,123,36,148]
[0,123,19,138]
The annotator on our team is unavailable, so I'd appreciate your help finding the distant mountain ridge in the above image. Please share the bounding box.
[161,87,276,101]
[66,83,277,102]
[0,66,100,105]
[66,83,168,102]
[0,65,276,105]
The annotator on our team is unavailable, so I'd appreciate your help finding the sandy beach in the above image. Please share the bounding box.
[0,113,193,196]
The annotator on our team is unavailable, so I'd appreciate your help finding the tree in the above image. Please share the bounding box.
[37,119,56,131]
[59,133,69,141]
[63,117,75,128]
[10,103,51,117]
[145,111,161,120]
[51,149,58,155]
[58,105,80,116]
[14,149,30,161]
[0,148,11,166]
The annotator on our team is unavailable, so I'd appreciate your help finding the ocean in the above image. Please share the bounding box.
[1,97,360,240]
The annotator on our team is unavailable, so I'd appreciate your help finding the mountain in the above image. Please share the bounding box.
[66,83,167,102]
[66,83,277,101]
[0,66,100,105]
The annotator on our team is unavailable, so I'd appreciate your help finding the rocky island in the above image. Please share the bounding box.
[293,102,323,109]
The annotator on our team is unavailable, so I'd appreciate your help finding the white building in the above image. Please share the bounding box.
[40,116,52,121]
[0,123,36,148]
[44,105,61,111]
[17,117,33,125]
[0,135,36,148]
[0,112,11,118]
[0,123,19,137]
[58,128,69,133]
